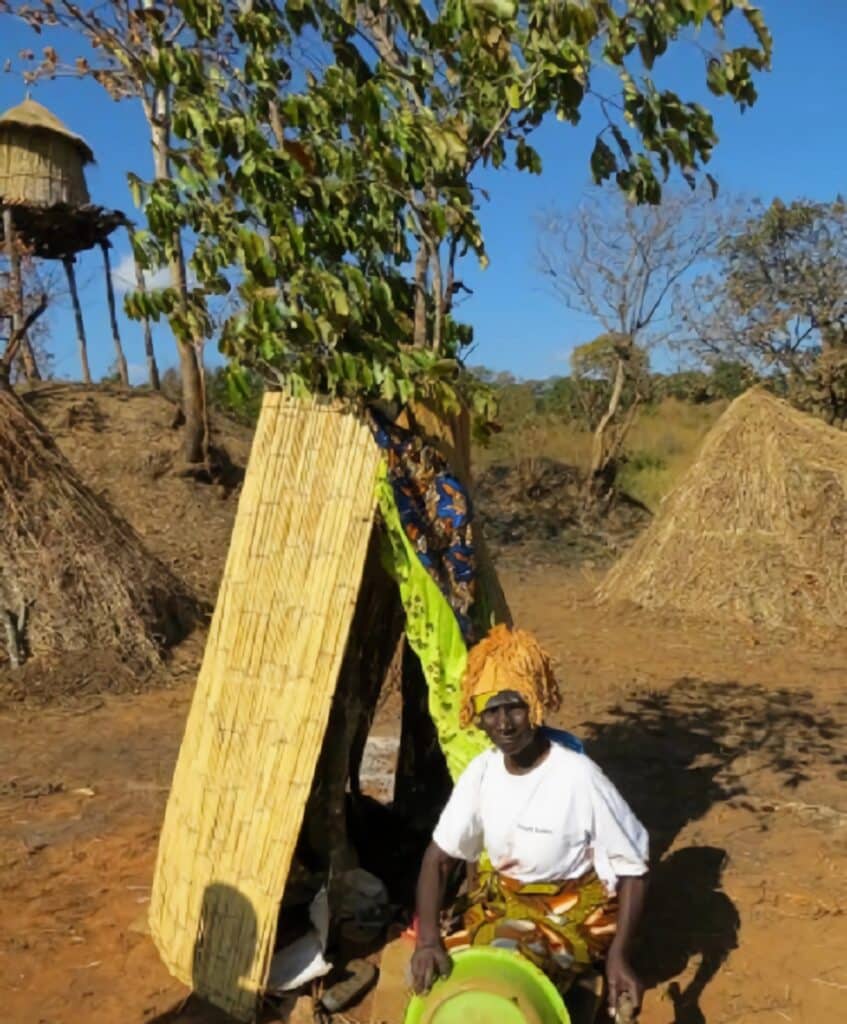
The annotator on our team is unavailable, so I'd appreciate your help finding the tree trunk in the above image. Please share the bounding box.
[150,109,208,462]
[430,242,443,354]
[3,209,41,382]
[393,643,452,831]
[63,256,91,385]
[177,340,206,464]
[100,241,130,386]
[413,244,429,348]
[302,527,405,875]
[582,354,626,509]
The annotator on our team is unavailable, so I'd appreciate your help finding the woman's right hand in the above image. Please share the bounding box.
[410,942,452,994]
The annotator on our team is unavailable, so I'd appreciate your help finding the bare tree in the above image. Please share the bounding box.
[537,188,729,507]
[0,243,59,385]
[677,198,847,424]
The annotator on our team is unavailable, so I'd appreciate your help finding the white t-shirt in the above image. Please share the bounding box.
[432,744,648,891]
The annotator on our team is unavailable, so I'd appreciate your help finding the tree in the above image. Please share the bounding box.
[111,0,770,869]
[679,198,847,423]
[538,187,730,504]
[106,0,769,414]
[652,360,755,403]
[0,289,48,390]
[3,0,234,464]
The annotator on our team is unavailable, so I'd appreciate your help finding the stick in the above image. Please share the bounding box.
[100,241,129,386]
[63,256,91,384]
[2,609,22,669]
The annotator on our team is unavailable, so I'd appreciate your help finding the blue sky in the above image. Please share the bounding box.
[2,2,846,383]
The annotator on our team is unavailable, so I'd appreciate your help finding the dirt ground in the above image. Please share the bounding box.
[1,386,845,1023]
[2,563,845,1024]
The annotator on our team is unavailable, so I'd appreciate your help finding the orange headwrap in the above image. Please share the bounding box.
[459,624,561,728]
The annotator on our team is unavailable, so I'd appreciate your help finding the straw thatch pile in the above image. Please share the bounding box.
[0,389,197,669]
[598,388,847,630]
[0,98,92,208]
[149,394,382,1021]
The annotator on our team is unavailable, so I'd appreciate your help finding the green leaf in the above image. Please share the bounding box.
[119,0,771,425]
[590,137,617,182]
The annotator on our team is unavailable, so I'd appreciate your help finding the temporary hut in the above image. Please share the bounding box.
[598,388,847,630]
[0,97,137,386]
[148,394,508,1020]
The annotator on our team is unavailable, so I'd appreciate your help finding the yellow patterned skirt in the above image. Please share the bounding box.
[444,870,617,989]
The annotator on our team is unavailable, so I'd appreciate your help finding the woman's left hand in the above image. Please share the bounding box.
[605,946,643,1018]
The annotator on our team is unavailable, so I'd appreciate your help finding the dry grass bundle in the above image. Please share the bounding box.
[0,388,197,669]
[0,98,92,208]
[598,388,847,630]
[148,394,382,1021]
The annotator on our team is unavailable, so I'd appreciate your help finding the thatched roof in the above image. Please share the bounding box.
[598,388,847,631]
[0,98,94,164]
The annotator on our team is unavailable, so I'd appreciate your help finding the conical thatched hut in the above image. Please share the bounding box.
[598,388,847,630]
[0,388,199,670]
[0,97,93,208]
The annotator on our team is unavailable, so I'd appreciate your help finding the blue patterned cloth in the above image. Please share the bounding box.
[370,411,584,755]
[369,411,478,643]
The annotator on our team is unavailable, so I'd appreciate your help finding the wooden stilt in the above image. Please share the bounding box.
[100,241,129,386]
[131,246,160,390]
[2,208,41,382]
[62,255,91,384]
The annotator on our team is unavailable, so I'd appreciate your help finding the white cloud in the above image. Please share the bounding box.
[110,250,170,295]
[127,362,150,386]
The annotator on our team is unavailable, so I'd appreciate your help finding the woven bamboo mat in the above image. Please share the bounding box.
[148,394,381,1020]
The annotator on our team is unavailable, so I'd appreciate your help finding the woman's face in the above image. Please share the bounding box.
[478,697,535,756]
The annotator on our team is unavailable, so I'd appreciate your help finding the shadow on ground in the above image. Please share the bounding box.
[585,678,846,1024]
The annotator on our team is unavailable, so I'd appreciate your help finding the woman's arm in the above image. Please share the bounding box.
[606,874,648,1016]
[410,841,458,993]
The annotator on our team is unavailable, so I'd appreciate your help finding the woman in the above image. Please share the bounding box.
[411,625,648,1020]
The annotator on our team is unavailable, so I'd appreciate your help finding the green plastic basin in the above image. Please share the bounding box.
[403,947,570,1024]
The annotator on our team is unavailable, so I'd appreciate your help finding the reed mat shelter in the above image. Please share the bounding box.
[148,393,511,1020]
[598,388,847,631]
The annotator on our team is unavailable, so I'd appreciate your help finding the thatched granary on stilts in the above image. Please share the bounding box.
[598,388,847,630]
[0,97,152,386]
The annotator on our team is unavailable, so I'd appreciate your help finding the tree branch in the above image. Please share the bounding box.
[1,292,48,382]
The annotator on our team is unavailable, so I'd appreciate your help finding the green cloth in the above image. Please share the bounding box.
[376,462,489,782]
